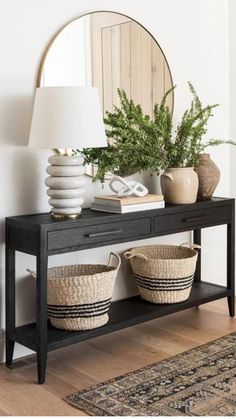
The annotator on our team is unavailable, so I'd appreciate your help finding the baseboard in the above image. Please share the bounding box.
[0,329,5,364]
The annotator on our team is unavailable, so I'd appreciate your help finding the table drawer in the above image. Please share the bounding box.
[48,217,151,251]
[154,205,231,233]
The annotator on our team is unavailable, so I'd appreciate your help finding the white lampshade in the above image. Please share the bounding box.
[28,86,107,149]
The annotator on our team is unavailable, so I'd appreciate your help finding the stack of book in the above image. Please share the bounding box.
[91,194,165,213]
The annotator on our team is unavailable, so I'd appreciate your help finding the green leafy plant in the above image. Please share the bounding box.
[82,88,173,182]
[81,83,235,182]
[162,82,233,168]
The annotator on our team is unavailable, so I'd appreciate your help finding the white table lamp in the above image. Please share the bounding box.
[28,86,107,218]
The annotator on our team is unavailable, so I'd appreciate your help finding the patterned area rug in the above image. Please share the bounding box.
[65,332,236,416]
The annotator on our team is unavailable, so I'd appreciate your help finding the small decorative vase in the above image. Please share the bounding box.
[194,154,220,200]
[145,173,162,195]
[161,167,199,204]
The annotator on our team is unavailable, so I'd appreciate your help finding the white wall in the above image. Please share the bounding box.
[41,15,92,86]
[0,0,230,361]
[229,0,236,195]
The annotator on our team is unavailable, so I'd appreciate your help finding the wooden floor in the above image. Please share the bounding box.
[0,298,235,416]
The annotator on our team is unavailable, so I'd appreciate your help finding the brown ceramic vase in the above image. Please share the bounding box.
[194,154,220,200]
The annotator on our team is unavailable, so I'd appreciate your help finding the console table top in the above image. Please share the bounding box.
[6,197,233,228]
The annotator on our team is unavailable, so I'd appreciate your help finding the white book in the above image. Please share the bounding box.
[94,194,164,207]
[91,200,165,213]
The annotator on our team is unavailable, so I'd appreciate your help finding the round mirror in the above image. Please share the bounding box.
[38,11,174,177]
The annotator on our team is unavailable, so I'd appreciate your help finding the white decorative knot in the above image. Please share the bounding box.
[109,176,148,197]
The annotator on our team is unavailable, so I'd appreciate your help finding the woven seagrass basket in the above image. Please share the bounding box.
[27,252,120,331]
[124,243,200,304]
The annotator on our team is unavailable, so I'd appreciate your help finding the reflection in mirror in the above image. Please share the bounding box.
[38,11,173,177]
[39,11,173,116]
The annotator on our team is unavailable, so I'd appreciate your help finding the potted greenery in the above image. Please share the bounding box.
[160,83,218,204]
[82,88,171,182]
[159,83,236,203]
[82,84,234,204]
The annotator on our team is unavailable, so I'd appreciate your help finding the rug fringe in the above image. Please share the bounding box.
[64,396,110,416]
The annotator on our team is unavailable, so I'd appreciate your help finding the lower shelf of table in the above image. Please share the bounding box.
[11,281,229,352]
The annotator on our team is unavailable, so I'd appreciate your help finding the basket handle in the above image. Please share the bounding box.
[26,268,37,278]
[124,251,148,260]
[179,242,201,250]
[108,252,121,270]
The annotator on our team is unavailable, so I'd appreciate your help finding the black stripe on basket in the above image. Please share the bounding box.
[135,273,194,284]
[136,281,193,292]
[48,301,111,312]
[48,307,110,318]
[136,276,193,286]
[48,298,111,310]
[48,310,109,319]
[48,298,111,319]
[48,307,111,316]
[48,304,111,316]
[136,279,193,290]
[137,278,193,290]
[136,273,194,288]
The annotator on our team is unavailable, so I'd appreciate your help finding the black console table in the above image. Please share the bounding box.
[5,198,235,384]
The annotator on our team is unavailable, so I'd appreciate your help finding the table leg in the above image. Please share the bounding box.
[227,214,235,317]
[193,229,201,282]
[5,245,15,366]
[36,237,48,384]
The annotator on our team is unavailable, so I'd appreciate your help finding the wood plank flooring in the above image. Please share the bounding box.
[0,298,235,416]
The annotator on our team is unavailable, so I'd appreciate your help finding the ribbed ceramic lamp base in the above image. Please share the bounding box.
[45,155,88,218]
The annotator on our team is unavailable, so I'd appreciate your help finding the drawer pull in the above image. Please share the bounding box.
[182,215,206,223]
[86,229,123,238]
